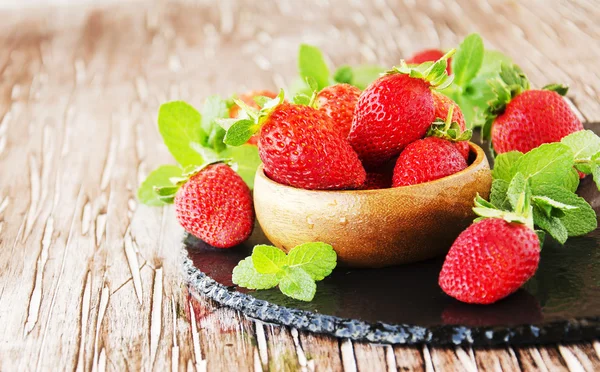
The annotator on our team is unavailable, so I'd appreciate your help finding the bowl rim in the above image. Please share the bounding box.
[255,141,489,194]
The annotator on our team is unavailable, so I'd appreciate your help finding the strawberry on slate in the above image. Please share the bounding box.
[439,217,540,304]
[174,163,255,248]
[407,48,452,74]
[485,64,583,154]
[432,91,470,160]
[221,92,366,190]
[349,51,455,167]
[392,137,467,187]
[316,83,361,137]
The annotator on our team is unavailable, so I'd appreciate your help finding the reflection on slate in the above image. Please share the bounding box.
[184,126,600,345]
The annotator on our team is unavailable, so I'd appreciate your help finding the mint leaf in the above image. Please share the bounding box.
[350,65,385,90]
[137,165,182,206]
[561,130,600,160]
[507,172,529,212]
[158,101,205,166]
[493,151,523,181]
[531,195,578,213]
[591,153,600,190]
[533,206,568,244]
[452,33,484,87]
[223,119,259,146]
[232,257,279,290]
[513,143,574,189]
[279,267,316,302]
[201,95,229,153]
[298,44,330,90]
[333,65,353,84]
[531,184,597,237]
[220,145,262,189]
[252,245,287,275]
[287,242,337,281]
[564,168,580,193]
[490,179,511,210]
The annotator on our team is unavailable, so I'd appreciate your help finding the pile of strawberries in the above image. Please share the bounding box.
[156,46,585,305]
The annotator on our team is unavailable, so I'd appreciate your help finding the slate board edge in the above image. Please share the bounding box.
[182,245,600,346]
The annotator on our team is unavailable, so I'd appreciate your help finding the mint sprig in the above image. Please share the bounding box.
[439,33,515,129]
[232,242,337,302]
[138,96,264,205]
[477,130,600,245]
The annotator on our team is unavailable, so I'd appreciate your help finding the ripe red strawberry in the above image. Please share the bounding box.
[491,90,583,153]
[361,169,393,190]
[349,53,454,167]
[174,163,254,248]
[392,137,467,187]
[317,84,361,137]
[229,90,277,145]
[407,49,452,74]
[432,91,470,160]
[439,218,540,304]
[486,65,583,154]
[259,102,366,190]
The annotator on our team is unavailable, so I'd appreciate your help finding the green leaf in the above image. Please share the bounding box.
[561,130,600,161]
[350,65,385,90]
[531,195,578,212]
[333,65,353,84]
[201,95,229,153]
[591,154,600,190]
[223,119,259,146]
[137,165,183,206]
[293,94,311,106]
[298,44,331,90]
[507,172,529,212]
[220,145,262,189]
[533,206,569,244]
[490,179,511,210]
[158,101,206,166]
[232,257,279,290]
[565,168,581,193]
[531,184,597,237]
[252,245,287,275]
[286,242,337,281]
[492,151,523,181]
[452,33,484,87]
[542,83,569,96]
[278,267,317,302]
[513,143,575,189]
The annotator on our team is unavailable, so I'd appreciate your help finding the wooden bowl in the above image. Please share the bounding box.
[253,142,492,268]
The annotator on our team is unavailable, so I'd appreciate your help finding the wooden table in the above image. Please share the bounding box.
[1,0,599,370]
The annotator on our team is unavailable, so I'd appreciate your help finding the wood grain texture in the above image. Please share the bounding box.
[0,0,598,370]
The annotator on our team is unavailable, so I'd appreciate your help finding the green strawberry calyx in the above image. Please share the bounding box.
[218,89,285,146]
[292,77,320,108]
[542,83,569,96]
[426,106,473,142]
[153,160,229,204]
[482,63,530,140]
[473,193,535,231]
[387,49,455,90]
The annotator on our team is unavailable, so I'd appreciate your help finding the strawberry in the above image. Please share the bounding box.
[392,137,467,187]
[432,91,470,160]
[361,169,393,190]
[485,65,583,154]
[316,84,361,137]
[407,49,451,74]
[174,163,254,248]
[349,51,455,167]
[229,90,278,145]
[438,218,540,304]
[223,92,366,190]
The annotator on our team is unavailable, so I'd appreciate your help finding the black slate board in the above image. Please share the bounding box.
[183,126,600,346]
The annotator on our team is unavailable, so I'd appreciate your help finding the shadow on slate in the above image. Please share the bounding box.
[183,125,600,346]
